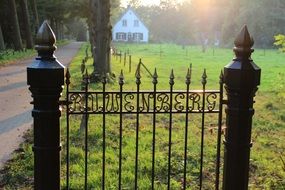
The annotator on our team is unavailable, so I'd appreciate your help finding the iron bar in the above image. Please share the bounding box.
[84,71,89,190]
[151,69,158,190]
[134,68,141,189]
[183,67,191,189]
[199,69,207,190]
[102,75,107,190]
[118,71,124,190]
[68,89,220,94]
[167,69,174,190]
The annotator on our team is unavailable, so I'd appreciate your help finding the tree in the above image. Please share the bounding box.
[20,0,33,49]
[30,0,40,31]
[7,0,23,51]
[0,24,5,50]
[274,34,285,52]
[90,0,112,80]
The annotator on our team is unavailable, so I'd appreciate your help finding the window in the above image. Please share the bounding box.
[133,33,143,41]
[134,20,139,27]
[116,33,126,40]
[122,20,127,27]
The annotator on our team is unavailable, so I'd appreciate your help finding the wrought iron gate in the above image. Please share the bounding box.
[27,21,261,190]
[64,65,224,190]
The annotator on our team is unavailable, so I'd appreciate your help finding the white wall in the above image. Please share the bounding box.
[113,9,149,42]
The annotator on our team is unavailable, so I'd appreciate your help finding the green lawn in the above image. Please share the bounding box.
[65,43,285,189]
[1,43,284,189]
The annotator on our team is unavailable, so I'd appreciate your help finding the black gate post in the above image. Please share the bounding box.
[27,21,64,190]
[222,26,261,190]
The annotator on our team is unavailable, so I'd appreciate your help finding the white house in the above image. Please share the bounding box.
[112,6,149,43]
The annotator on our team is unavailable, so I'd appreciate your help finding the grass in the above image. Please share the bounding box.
[0,49,36,66]
[0,39,70,66]
[1,43,285,189]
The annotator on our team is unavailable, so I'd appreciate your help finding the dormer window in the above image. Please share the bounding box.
[122,20,127,27]
[134,20,139,27]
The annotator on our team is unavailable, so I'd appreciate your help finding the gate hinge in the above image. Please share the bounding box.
[222,99,228,105]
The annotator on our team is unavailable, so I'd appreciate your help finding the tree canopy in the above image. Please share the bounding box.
[127,0,285,47]
[0,0,284,51]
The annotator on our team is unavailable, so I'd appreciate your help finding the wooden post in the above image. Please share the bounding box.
[27,21,64,190]
[129,55,132,73]
[120,50,122,63]
[222,25,261,190]
[124,52,126,66]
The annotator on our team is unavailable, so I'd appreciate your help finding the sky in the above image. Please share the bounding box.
[120,0,185,7]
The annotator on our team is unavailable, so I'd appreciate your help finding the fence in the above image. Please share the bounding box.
[27,21,261,190]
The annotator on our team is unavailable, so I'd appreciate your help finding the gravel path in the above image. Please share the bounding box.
[0,41,82,168]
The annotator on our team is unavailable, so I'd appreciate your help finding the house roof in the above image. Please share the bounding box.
[114,6,149,31]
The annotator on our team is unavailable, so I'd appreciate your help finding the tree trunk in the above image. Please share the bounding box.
[7,0,23,51]
[30,0,40,32]
[20,0,33,49]
[0,25,5,50]
[89,0,96,66]
[91,0,112,81]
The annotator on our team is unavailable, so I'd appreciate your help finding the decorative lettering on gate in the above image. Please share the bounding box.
[67,90,220,114]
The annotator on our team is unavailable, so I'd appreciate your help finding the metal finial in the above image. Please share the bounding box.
[152,68,158,84]
[186,68,191,85]
[169,69,175,85]
[66,68,71,85]
[234,25,254,48]
[35,20,57,58]
[119,70,124,85]
[201,69,207,85]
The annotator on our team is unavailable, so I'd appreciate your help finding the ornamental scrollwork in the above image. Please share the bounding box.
[67,91,220,114]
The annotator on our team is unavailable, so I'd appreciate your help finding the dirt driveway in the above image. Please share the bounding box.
[0,41,82,168]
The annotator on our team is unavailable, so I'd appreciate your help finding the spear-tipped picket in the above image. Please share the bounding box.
[201,69,207,85]
[185,68,191,85]
[119,70,124,85]
[169,69,175,85]
[66,68,71,86]
[152,68,158,85]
